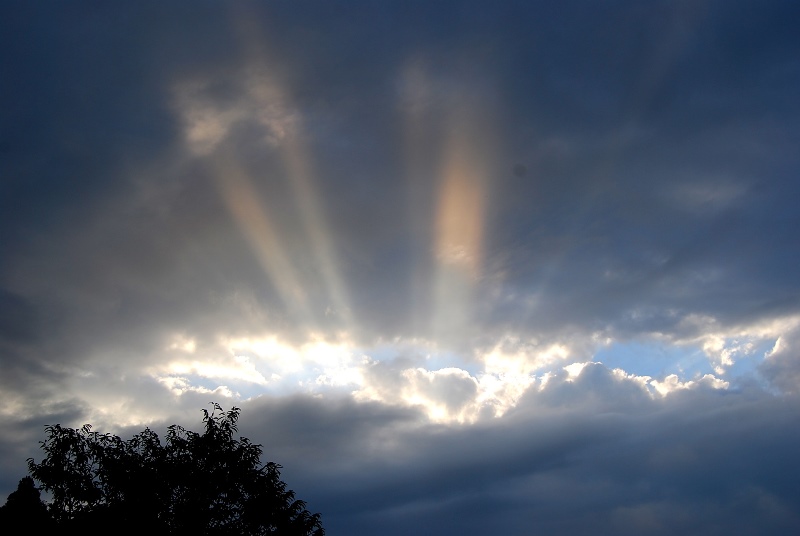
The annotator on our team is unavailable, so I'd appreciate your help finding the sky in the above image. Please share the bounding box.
[1,1,800,533]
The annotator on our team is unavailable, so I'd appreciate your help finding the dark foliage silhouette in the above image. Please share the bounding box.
[17,403,324,535]
[0,476,56,531]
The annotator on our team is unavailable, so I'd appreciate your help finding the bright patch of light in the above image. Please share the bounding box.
[702,336,754,374]
[356,365,480,424]
[611,368,653,390]
[146,326,791,425]
[168,334,197,353]
[158,376,239,399]
[564,362,587,381]
[766,336,784,358]
[678,313,800,374]
[650,373,729,396]
[222,334,365,390]
[476,372,536,418]
[157,355,269,386]
[482,337,571,376]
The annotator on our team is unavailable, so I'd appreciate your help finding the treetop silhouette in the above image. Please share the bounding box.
[0,476,55,531]
[5,403,324,535]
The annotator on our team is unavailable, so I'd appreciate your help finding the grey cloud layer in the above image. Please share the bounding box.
[236,371,800,535]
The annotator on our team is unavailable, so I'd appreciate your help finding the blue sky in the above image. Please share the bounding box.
[2,1,800,534]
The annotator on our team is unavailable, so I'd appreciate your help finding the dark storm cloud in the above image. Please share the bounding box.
[227,368,800,535]
[0,400,87,506]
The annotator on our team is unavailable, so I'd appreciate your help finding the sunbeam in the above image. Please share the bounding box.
[432,85,495,345]
[213,152,313,322]
[171,11,354,333]
[233,6,355,332]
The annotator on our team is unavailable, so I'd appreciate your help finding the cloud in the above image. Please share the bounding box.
[759,328,800,395]
[357,362,479,423]
[231,369,800,536]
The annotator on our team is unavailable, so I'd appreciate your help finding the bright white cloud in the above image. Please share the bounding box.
[482,336,572,376]
[158,376,239,399]
[143,330,760,424]
[564,362,588,380]
[676,313,800,374]
[650,373,729,396]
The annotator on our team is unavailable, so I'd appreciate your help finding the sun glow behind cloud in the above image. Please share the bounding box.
[136,318,796,425]
[164,47,800,426]
[151,15,800,428]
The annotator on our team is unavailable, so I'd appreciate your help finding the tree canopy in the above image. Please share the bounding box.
[3,403,323,535]
[0,476,55,531]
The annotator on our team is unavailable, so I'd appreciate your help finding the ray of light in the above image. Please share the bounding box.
[399,60,440,336]
[431,96,494,344]
[278,120,355,329]
[399,59,496,346]
[171,6,356,334]
[213,151,313,322]
[435,134,486,280]
[231,6,355,332]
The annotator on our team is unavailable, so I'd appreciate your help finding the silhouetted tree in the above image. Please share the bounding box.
[23,403,324,535]
[0,476,55,532]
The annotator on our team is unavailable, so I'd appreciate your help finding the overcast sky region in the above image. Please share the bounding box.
[2,1,800,533]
